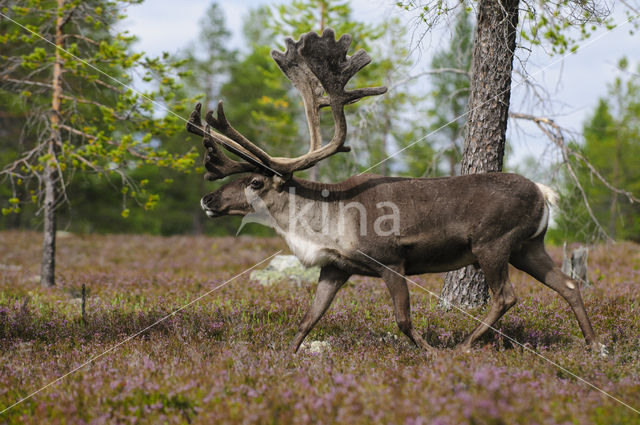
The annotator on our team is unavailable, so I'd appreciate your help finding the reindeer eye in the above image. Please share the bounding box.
[250,179,264,189]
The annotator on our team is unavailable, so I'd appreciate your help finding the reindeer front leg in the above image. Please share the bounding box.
[291,265,350,353]
[382,266,437,356]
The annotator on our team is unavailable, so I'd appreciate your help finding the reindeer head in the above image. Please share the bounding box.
[186,29,386,219]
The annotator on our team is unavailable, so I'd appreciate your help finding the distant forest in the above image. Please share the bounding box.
[1,0,638,242]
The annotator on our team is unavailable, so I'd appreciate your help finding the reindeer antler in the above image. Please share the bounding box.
[186,103,270,180]
[188,29,387,179]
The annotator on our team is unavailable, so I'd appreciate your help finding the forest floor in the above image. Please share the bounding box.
[0,231,639,424]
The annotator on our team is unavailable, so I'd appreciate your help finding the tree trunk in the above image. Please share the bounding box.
[41,168,57,287]
[440,0,519,309]
[41,0,64,287]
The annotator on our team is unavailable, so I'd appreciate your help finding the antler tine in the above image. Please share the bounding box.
[298,29,388,105]
[271,37,327,152]
[205,101,273,165]
[185,102,205,137]
[265,28,387,172]
[186,103,262,180]
[201,124,258,180]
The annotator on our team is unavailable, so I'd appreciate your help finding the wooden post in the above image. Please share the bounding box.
[562,243,589,287]
[81,283,87,323]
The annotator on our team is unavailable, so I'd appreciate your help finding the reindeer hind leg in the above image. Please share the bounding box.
[510,238,604,354]
[458,246,517,351]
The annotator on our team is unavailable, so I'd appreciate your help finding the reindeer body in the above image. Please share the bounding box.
[186,29,605,355]
[242,173,546,275]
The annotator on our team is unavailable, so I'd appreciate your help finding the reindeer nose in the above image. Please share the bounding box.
[201,193,215,210]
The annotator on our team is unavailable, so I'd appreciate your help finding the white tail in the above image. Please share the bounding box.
[535,183,559,208]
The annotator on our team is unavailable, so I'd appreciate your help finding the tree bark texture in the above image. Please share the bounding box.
[440,0,520,309]
[41,0,64,287]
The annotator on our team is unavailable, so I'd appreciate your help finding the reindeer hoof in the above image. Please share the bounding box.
[290,340,303,354]
[418,343,438,358]
[410,331,437,357]
[416,344,438,359]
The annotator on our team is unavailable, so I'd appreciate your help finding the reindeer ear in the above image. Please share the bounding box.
[273,173,291,191]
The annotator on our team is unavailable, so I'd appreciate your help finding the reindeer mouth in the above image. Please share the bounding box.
[201,198,220,218]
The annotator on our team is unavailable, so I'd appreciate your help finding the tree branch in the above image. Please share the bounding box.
[61,33,99,46]
[617,0,640,15]
[389,67,470,91]
[91,78,123,92]
[59,124,155,161]
[1,77,53,89]
[59,95,128,120]
[510,111,640,241]
[510,112,640,204]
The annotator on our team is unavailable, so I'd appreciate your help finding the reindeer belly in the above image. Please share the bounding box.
[402,236,476,274]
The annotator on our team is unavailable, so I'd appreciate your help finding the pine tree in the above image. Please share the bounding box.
[0,0,197,286]
[554,61,640,242]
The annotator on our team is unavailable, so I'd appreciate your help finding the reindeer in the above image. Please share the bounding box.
[185,29,604,355]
